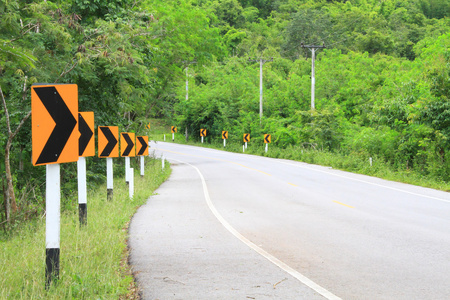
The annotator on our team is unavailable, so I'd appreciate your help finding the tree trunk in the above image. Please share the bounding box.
[19,145,24,171]
[4,137,17,220]
[2,176,8,224]
[0,83,28,224]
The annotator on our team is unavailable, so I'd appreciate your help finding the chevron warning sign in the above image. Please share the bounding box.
[243,133,250,143]
[98,126,119,158]
[264,134,271,144]
[136,136,149,156]
[31,84,78,166]
[78,112,94,157]
[121,132,135,157]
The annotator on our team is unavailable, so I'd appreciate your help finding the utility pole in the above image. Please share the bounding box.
[301,43,326,110]
[249,57,273,124]
[182,60,196,141]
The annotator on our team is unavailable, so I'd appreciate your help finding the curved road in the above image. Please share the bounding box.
[129,142,450,299]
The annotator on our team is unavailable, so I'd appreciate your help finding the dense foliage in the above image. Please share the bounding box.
[1,0,449,226]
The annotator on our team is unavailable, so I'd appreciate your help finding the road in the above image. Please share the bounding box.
[129,141,450,299]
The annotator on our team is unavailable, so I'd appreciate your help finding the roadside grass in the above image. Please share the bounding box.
[0,157,170,299]
[157,132,450,192]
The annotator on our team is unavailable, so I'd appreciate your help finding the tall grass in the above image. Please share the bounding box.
[0,157,170,299]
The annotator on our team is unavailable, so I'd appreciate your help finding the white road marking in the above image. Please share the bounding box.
[155,143,449,204]
[171,158,342,300]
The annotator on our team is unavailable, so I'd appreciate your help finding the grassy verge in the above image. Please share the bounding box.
[155,131,450,192]
[0,157,170,299]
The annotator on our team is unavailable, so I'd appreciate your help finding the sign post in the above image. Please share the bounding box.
[98,126,119,201]
[77,112,94,226]
[243,133,250,149]
[200,129,207,143]
[171,126,177,141]
[31,83,78,288]
[264,134,271,153]
[222,131,228,147]
[45,164,60,288]
[121,132,135,196]
[136,136,149,177]
[121,132,135,185]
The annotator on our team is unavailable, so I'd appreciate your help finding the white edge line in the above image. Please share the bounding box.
[171,158,342,300]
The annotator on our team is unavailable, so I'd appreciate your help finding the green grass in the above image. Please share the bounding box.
[156,132,450,192]
[0,158,170,299]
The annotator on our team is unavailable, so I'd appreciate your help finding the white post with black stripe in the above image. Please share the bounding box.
[107,157,113,201]
[77,156,87,226]
[45,163,60,288]
[125,156,130,185]
[129,167,134,199]
[140,156,144,177]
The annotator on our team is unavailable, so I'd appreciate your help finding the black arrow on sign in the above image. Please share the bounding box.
[122,133,134,156]
[79,113,93,156]
[34,86,77,165]
[264,135,270,143]
[100,127,117,157]
[137,137,147,155]
[222,131,227,139]
[201,129,206,137]
[244,134,249,142]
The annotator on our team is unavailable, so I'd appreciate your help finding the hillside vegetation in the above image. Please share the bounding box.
[1,0,449,226]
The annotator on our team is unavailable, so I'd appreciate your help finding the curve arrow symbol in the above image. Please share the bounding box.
[100,127,117,157]
[122,133,134,156]
[137,137,147,155]
[34,86,77,165]
[79,113,93,156]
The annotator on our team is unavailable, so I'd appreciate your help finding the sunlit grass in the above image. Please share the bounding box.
[0,158,170,299]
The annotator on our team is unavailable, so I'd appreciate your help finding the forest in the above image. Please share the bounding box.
[1,0,449,227]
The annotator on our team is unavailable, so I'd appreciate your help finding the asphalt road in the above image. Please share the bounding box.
[129,141,450,300]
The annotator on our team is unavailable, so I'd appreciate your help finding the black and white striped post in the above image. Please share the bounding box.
[128,167,134,198]
[125,156,130,185]
[98,126,119,201]
[45,164,61,288]
[31,83,79,288]
[107,157,113,201]
[77,157,87,225]
[77,111,94,226]
[140,156,144,177]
